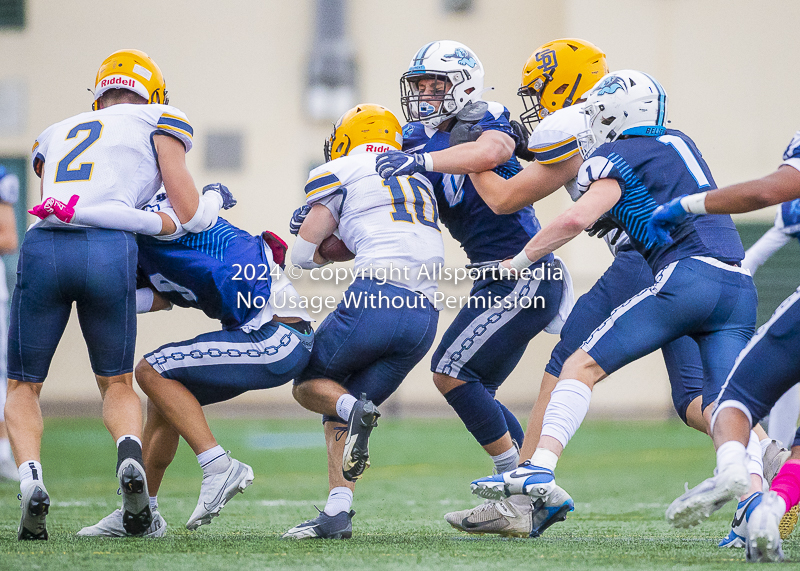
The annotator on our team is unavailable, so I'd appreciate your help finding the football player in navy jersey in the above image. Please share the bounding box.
[650,130,800,562]
[445,39,759,540]
[741,200,800,452]
[37,190,313,537]
[374,41,567,533]
[470,71,757,531]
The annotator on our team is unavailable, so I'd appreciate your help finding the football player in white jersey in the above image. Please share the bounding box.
[283,104,444,539]
[7,49,225,540]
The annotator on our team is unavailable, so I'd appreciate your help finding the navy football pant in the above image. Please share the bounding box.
[547,248,704,423]
[296,279,438,421]
[582,257,756,411]
[8,227,138,382]
[432,264,561,447]
[715,286,800,446]
[146,321,313,406]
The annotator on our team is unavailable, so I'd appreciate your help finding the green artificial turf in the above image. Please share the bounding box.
[0,417,793,570]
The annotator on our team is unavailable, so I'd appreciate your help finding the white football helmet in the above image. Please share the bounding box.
[400,40,485,128]
[578,70,668,158]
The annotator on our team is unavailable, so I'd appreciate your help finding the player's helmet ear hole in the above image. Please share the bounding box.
[601,116,616,125]
[554,84,568,95]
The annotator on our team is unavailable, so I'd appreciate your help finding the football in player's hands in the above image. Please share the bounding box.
[318,235,354,262]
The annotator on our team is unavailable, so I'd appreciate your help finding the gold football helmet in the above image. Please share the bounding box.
[324,104,403,162]
[519,38,607,129]
[93,49,167,109]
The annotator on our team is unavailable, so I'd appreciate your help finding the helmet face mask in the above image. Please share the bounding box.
[518,38,608,131]
[401,41,484,128]
[324,104,403,162]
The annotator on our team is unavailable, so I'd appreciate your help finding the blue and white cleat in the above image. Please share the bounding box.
[282,508,355,539]
[718,491,762,548]
[530,484,575,538]
[470,461,556,501]
[666,464,749,528]
[746,491,786,562]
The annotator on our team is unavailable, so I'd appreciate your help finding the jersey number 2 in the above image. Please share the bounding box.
[55,121,104,183]
[383,175,440,230]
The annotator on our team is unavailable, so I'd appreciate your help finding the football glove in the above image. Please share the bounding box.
[586,215,623,245]
[376,150,427,179]
[646,195,691,248]
[262,230,288,268]
[29,195,79,223]
[289,204,311,236]
[203,183,236,210]
[510,120,536,163]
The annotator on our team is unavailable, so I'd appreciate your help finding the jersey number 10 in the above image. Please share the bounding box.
[383,175,440,231]
[55,121,104,183]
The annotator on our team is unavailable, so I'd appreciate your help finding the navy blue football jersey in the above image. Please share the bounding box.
[578,129,744,272]
[137,218,272,330]
[403,101,551,265]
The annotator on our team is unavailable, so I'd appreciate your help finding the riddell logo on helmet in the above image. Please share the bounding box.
[99,76,138,89]
[365,144,393,153]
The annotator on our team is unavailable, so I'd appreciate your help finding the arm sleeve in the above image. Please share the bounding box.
[181,191,223,233]
[576,154,617,195]
[528,129,580,165]
[71,205,165,235]
[741,225,792,275]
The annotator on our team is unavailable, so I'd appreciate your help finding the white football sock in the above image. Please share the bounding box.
[717,440,748,474]
[540,379,592,449]
[197,445,231,475]
[324,486,353,516]
[336,394,358,421]
[18,460,43,490]
[491,446,519,474]
[531,448,559,472]
[747,430,765,480]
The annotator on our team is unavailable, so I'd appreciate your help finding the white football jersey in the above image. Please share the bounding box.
[31,103,193,228]
[304,153,445,301]
[527,104,631,254]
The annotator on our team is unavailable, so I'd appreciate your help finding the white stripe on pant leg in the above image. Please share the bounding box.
[714,285,800,409]
[147,328,300,374]
[581,261,678,353]
[435,276,541,378]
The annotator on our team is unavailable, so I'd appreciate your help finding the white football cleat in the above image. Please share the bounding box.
[77,507,166,537]
[746,491,786,562]
[470,462,556,501]
[445,496,535,537]
[18,481,49,540]
[186,456,253,530]
[666,464,749,528]
[118,458,152,535]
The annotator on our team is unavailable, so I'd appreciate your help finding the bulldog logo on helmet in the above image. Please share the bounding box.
[594,75,627,96]
[443,48,477,68]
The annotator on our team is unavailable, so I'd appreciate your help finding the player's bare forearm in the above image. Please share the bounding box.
[298,204,338,265]
[472,155,581,214]
[429,130,514,174]
[706,166,800,214]
[154,134,200,224]
[519,178,622,263]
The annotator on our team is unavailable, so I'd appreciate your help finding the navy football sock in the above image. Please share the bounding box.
[497,401,524,449]
[444,382,509,446]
